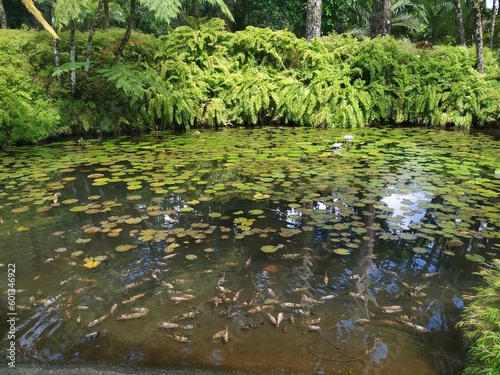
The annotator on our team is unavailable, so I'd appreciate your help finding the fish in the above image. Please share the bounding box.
[376,305,403,313]
[305,317,323,325]
[76,315,81,324]
[240,322,264,329]
[122,281,142,290]
[222,325,230,344]
[173,309,199,320]
[211,327,226,340]
[263,311,278,326]
[122,293,145,304]
[160,281,174,289]
[60,277,73,286]
[276,312,284,327]
[291,287,309,293]
[244,255,252,267]
[280,302,302,308]
[170,294,195,302]
[301,294,324,304]
[110,303,118,315]
[320,295,336,300]
[163,253,179,260]
[159,322,183,329]
[216,285,231,294]
[88,314,109,328]
[399,320,429,333]
[116,312,148,320]
[293,309,310,317]
[232,289,244,302]
[324,272,329,285]
[347,292,365,302]
[304,324,321,332]
[166,333,191,343]
[131,307,149,313]
[75,305,90,310]
[247,305,273,313]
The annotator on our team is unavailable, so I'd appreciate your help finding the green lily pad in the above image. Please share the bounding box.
[465,254,486,262]
[333,248,350,255]
[116,244,132,252]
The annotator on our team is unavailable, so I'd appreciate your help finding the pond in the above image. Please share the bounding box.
[0,127,499,374]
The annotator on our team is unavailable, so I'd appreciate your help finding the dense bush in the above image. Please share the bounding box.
[0,20,499,145]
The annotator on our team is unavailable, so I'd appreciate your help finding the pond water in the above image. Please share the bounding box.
[1,127,499,374]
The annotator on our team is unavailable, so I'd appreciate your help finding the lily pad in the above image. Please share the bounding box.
[465,253,486,262]
[116,244,132,252]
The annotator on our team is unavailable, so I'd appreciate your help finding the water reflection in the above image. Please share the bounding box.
[0,128,498,374]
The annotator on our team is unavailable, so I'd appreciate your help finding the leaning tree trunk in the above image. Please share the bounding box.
[306,0,322,41]
[370,0,391,38]
[113,0,136,65]
[453,0,466,46]
[0,0,7,29]
[490,0,497,51]
[472,0,484,73]
[85,0,103,74]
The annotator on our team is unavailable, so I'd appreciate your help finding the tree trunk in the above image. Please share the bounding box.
[103,0,110,29]
[472,0,484,73]
[490,0,497,51]
[85,0,103,74]
[51,0,60,70]
[370,0,391,38]
[306,0,322,41]
[453,0,466,46]
[193,0,201,18]
[113,0,136,65]
[0,0,7,29]
[70,21,77,96]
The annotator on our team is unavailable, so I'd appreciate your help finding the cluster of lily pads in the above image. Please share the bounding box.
[1,127,499,267]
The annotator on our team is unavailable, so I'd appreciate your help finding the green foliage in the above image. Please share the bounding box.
[0,21,499,145]
[462,260,500,375]
[0,30,65,145]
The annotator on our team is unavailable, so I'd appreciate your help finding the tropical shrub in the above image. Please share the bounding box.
[0,20,499,145]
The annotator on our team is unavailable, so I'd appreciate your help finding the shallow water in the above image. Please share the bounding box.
[0,127,499,374]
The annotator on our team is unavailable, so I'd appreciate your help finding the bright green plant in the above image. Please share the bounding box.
[462,260,500,375]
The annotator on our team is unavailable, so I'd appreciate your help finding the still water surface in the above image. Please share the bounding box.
[1,127,499,374]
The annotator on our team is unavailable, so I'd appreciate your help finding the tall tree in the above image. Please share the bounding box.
[370,0,392,37]
[84,0,102,73]
[0,0,7,29]
[306,0,322,41]
[490,0,497,50]
[472,0,484,73]
[453,0,466,46]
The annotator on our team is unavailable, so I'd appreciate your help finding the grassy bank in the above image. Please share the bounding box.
[462,261,500,374]
[1,19,499,146]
